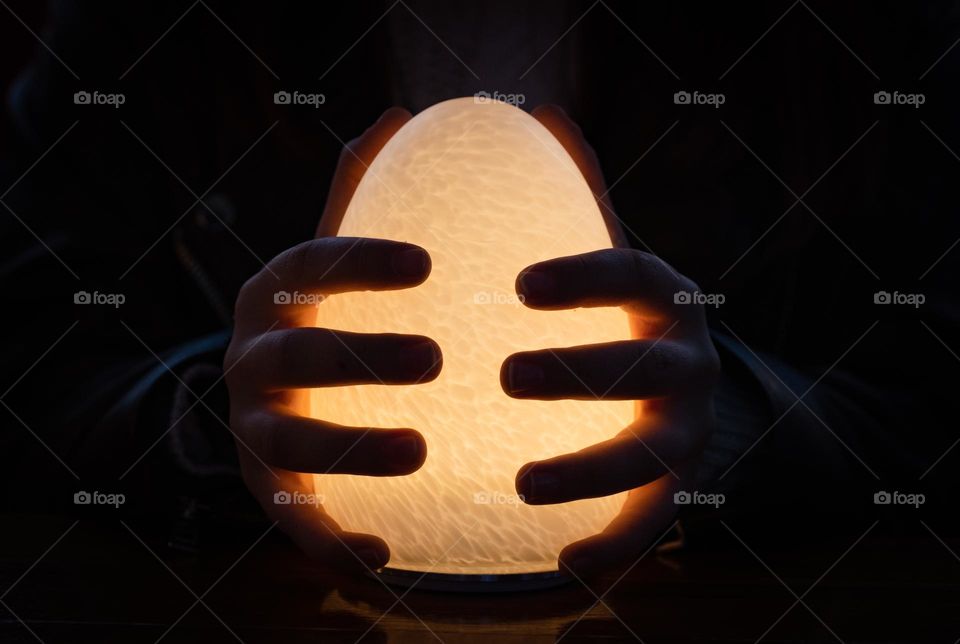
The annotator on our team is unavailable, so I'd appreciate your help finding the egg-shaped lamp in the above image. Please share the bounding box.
[312,97,633,589]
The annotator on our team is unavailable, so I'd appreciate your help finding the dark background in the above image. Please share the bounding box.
[1,1,958,641]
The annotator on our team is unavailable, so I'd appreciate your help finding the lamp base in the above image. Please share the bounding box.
[369,567,572,593]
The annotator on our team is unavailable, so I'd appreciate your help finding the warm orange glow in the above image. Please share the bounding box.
[312,97,632,575]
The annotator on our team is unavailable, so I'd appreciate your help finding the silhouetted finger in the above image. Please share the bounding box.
[516,248,696,316]
[502,339,711,400]
[236,237,431,331]
[317,107,413,237]
[240,460,390,571]
[532,104,628,248]
[558,470,684,579]
[515,408,707,503]
[237,409,427,475]
[237,328,441,390]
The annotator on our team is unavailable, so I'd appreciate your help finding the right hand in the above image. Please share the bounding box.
[224,109,441,571]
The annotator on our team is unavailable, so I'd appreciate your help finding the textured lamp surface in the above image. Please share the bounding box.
[312,97,633,575]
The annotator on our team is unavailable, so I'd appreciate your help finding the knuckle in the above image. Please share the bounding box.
[644,342,679,374]
[247,412,279,464]
[629,342,681,389]
[272,329,299,376]
[223,338,254,389]
[625,249,661,284]
[568,252,593,277]
[233,267,272,320]
[282,240,317,284]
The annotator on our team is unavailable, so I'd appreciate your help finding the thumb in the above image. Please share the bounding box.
[532,104,627,248]
[316,107,412,238]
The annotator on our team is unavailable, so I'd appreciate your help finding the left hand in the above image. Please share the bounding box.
[503,105,721,578]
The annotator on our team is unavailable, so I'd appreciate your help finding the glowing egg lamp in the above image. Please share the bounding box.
[312,97,633,589]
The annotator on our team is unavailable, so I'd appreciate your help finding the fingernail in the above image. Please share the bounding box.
[392,248,429,278]
[384,434,422,468]
[404,339,440,379]
[358,547,385,569]
[508,359,544,393]
[518,270,556,302]
[528,469,559,501]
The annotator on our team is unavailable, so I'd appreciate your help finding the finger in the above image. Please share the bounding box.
[317,107,412,238]
[236,237,431,331]
[238,408,427,475]
[240,458,390,570]
[516,248,696,316]
[502,339,712,400]
[515,404,708,503]
[558,469,685,579]
[238,328,441,390]
[532,104,628,248]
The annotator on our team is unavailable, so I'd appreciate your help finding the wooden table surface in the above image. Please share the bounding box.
[1,515,958,643]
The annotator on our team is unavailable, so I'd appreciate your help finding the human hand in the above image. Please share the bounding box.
[505,105,721,578]
[223,108,442,571]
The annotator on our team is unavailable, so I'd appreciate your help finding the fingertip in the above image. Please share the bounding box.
[500,354,545,397]
[349,534,391,570]
[532,103,571,125]
[378,106,413,126]
[390,245,431,282]
[361,107,412,142]
[516,268,557,306]
[499,358,512,396]
[515,461,535,498]
[558,546,597,578]
[379,429,427,475]
[414,337,443,383]
[516,461,556,504]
